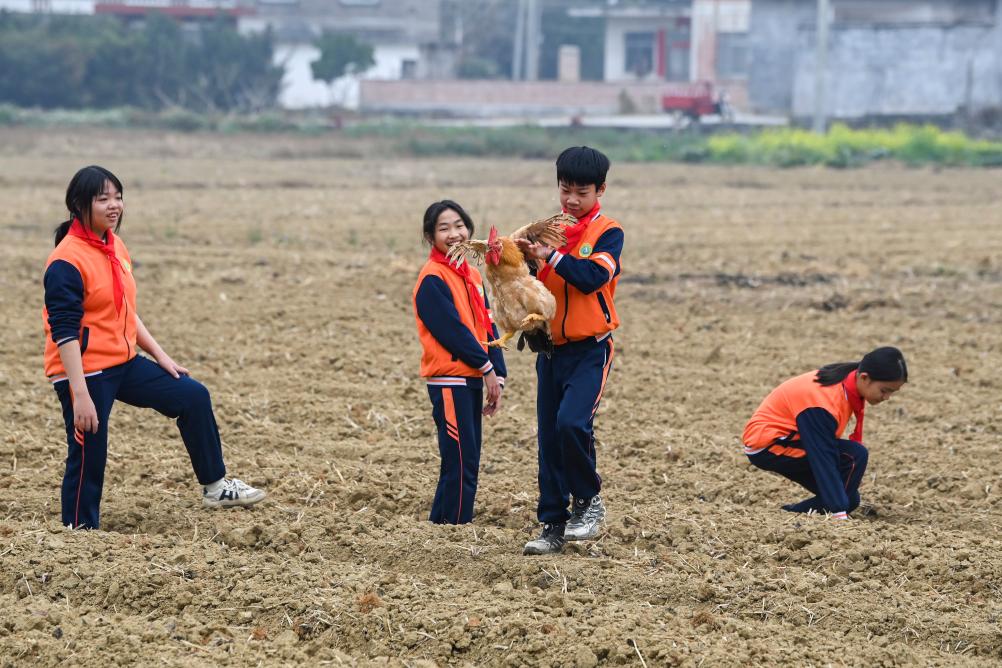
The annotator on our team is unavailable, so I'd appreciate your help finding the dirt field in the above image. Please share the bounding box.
[2,128,1002,666]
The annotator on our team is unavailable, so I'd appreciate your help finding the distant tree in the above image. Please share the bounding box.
[311,31,375,108]
[131,15,189,108]
[0,13,280,112]
[196,21,283,112]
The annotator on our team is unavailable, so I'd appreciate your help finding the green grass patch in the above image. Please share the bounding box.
[2,106,1001,167]
[387,122,1002,167]
[704,124,1002,167]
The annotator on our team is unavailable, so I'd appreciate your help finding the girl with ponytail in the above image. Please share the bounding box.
[43,166,266,529]
[742,347,907,520]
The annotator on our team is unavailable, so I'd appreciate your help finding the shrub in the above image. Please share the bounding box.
[158,108,208,133]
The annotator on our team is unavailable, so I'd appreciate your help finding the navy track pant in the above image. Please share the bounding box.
[427,384,482,524]
[535,337,614,524]
[54,355,226,529]
[748,438,869,514]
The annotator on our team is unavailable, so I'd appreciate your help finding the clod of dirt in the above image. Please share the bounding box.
[569,646,599,668]
[703,344,723,365]
[807,543,830,560]
[782,533,811,550]
[813,293,850,311]
[357,591,382,613]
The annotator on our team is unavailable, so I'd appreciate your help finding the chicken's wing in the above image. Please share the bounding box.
[445,239,488,267]
[509,213,572,249]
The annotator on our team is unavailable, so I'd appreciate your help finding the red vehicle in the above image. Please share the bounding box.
[662,81,733,122]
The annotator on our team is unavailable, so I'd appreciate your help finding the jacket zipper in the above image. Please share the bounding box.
[463,286,481,360]
[560,283,570,342]
[122,299,131,360]
[597,292,611,323]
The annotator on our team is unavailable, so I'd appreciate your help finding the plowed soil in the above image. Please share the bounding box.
[2,128,1002,666]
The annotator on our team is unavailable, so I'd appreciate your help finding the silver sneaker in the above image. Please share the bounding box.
[523,523,566,555]
[202,478,266,509]
[564,495,605,541]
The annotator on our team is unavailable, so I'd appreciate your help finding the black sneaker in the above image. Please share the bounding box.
[523,523,566,555]
[564,495,605,541]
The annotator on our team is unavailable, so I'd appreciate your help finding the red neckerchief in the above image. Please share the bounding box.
[842,370,865,443]
[68,218,125,315]
[537,201,602,282]
[430,247,490,332]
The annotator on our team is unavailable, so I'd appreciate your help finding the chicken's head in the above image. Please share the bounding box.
[486,225,503,265]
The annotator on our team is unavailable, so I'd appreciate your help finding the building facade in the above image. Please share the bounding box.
[570,0,751,108]
[749,0,1002,118]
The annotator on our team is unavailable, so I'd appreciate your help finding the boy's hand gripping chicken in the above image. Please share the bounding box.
[446,214,571,351]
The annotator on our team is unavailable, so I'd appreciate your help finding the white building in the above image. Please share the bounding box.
[237,0,450,109]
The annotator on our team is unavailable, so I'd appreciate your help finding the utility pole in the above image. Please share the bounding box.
[513,0,527,80]
[813,0,830,133]
[525,0,541,82]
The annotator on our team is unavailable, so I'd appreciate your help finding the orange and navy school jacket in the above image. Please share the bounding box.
[413,260,506,388]
[538,210,623,346]
[43,234,138,381]
[742,370,855,458]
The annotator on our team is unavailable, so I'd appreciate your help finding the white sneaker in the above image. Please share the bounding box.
[564,495,606,541]
[202,478,266,509]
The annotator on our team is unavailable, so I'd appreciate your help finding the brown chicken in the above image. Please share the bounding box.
[446,214,572,350]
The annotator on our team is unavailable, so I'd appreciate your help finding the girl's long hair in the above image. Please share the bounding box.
[54,165,124,246]
[816,346,908,386]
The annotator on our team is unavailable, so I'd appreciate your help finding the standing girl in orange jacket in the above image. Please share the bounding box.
[413,200,506,524]
[44,165,265,529]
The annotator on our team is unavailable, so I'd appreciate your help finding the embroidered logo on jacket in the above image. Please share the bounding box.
[579,244,593,257]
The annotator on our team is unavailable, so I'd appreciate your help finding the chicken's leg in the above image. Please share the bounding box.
[487,331,517,350]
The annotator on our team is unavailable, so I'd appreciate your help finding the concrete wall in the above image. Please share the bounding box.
[360,80,678,116]
[749,0,1002,118]
[748,0,813,114]
[792,24,1002,117]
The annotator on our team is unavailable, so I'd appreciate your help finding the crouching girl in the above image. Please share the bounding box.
[742,346,907,519]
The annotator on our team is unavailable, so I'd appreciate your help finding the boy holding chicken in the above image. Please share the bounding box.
[516,146,624,555]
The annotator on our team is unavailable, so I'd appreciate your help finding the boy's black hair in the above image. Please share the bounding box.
[816,346,908,386]
[55,165,124,246]
[422,199,474,243]
[556,146,610,188]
